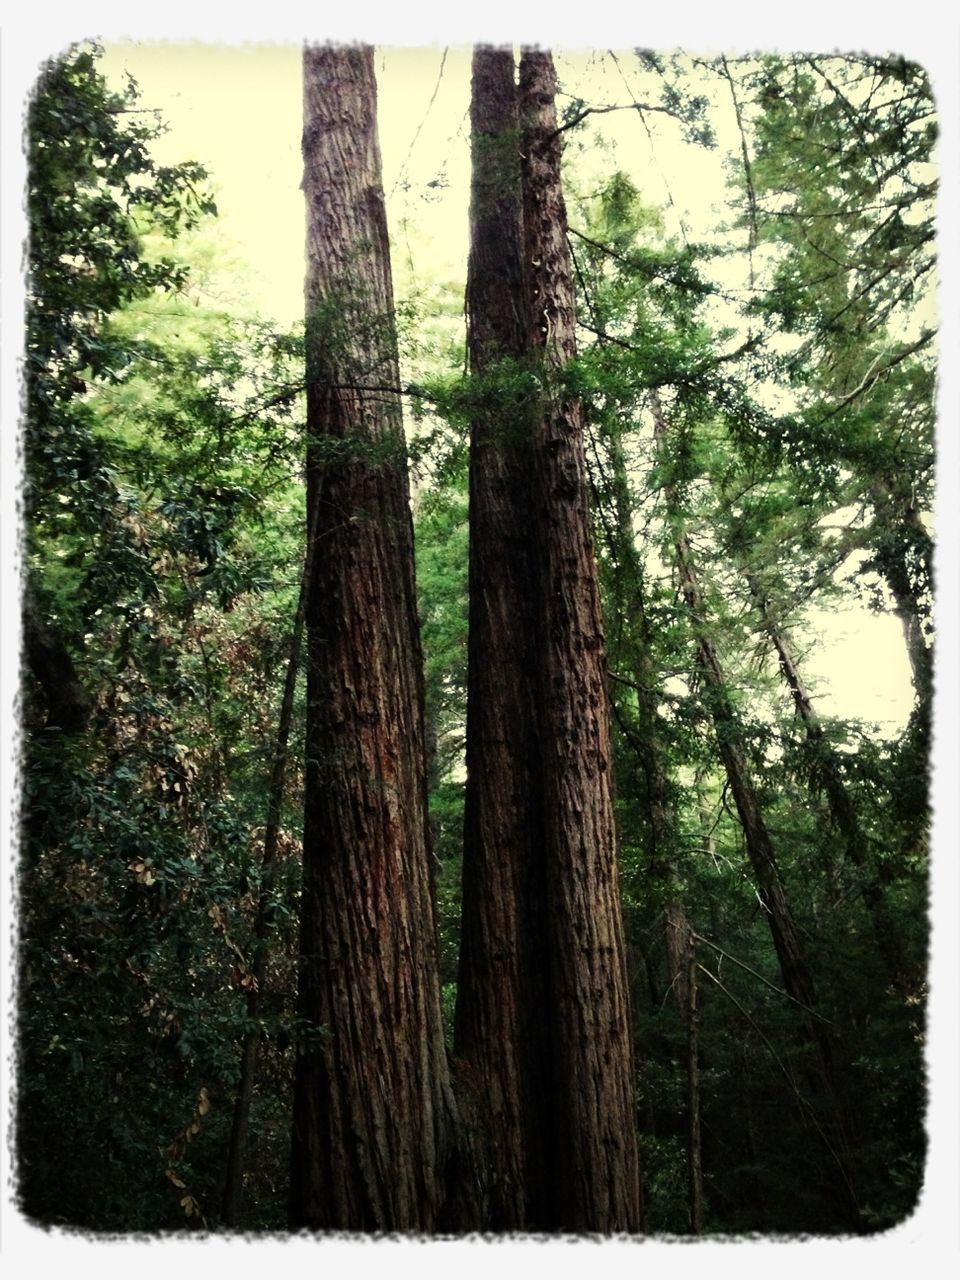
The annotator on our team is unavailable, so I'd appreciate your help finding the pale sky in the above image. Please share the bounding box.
[97,40,921,735]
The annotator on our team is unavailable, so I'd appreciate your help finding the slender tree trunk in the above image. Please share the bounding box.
[650,392,860,1222]
[652,394,818,1015]
[746,572,909,990]
[290,45,453,1232]
[222,508,314,1227]
[868,479,930,871]
[869,479,932,710]
[686,939,704,1235]
[605,431,690,1010]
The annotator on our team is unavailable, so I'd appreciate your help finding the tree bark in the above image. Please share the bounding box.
[455,46,642,1233]
[519,47,641,1233]
[454,45,548,1230]
[290,45,453,1232]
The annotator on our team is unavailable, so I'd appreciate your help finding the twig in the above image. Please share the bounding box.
[692,932,836,1025]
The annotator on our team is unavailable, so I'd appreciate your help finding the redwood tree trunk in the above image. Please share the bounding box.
[519,48,641,1233]
[455,47,641,1234]
[290,45,453,1232]
[454,45,548,1230]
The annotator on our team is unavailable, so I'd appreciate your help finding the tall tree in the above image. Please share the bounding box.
[290,44,454,1232]
[742,566,909,991]
[651,389,862,1224]
[519,50,641,1233]
[454,45,546,1230]
[455,47,641,1233]
[738,55,935,723]
[19,44,316,1232]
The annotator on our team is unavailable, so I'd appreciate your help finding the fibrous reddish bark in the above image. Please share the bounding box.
[455,45,547,1230]
[520,47,640,1232]
[455,46,642,1234]
[290,44,453,1232]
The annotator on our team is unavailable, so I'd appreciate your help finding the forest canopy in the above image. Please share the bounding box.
[10,39,942,1238]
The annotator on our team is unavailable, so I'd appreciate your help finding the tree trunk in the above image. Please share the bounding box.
[519,47,641,1233]
[867,479,930,870]
[222,508,313,1228]
[455,46,642,1233]
[290,45,453,1232]
[454,45,548,1230]
[869,479,932,711]
[686,939,704,1235]
[650,392,860,1222]
[605,430,690,1011]
[652,394,819,1016]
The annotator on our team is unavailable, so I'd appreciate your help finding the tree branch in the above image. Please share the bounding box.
[547,99,693,141]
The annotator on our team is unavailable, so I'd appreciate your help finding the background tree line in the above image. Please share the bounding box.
[16,41,934,1234]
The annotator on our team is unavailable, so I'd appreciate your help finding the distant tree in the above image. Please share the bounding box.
[23,43,214,729]
[731,54,935,754]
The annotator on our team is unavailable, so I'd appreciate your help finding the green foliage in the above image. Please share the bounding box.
[570,142,929,1231]
[17,44,932,1236]
[19,44,305,1231]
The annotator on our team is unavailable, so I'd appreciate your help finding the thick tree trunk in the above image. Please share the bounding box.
[290,45,453,1232]
[519,48,642,1233]
[455,47,641,1233]
[746,572,908,991]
